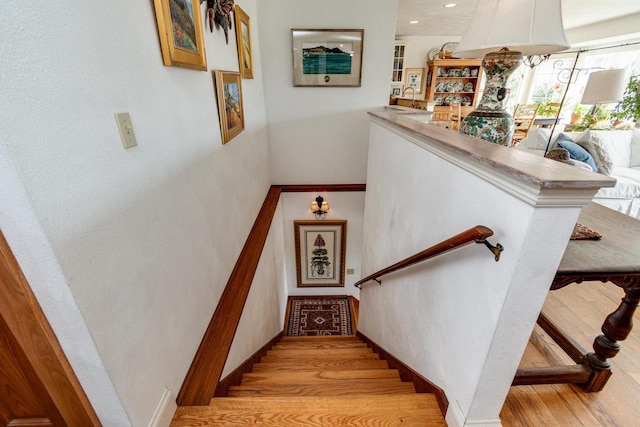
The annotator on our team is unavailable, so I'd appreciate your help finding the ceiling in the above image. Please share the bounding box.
[396,0,640,38]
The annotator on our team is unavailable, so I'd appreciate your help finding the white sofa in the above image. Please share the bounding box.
[516,128,640,219]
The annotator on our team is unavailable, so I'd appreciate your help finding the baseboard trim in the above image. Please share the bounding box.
[147,389,176,427]
[214,331,283,397]
[445,401,502,427]
[356,331,448,416]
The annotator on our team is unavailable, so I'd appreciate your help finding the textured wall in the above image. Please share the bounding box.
[257,0,399,184]
[0,1,273,425]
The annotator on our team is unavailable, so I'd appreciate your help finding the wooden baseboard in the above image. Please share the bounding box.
[356,331,448,416]
[214,331,283,397]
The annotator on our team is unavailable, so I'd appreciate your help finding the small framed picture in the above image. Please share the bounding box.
[213,70,245,144]
[234,5,254,79]
[152,0,207,70]
[291,29,364,87]
[404,68,425,94]
[392,87,401,96]
[294,220,347,287]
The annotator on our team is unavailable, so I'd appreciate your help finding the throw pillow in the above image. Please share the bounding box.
[522,128,554,150]
[557,139,598,172]
[578,135,614,176]
[544,148,571,163]
[587,130,632,167]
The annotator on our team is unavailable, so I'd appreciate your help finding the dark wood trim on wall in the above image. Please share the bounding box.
[357,331,449,417]
[177,183,366,406]
[214,331,283,397]
[177,186,282,406]
[279,184,366,193]
[0,231,100,426]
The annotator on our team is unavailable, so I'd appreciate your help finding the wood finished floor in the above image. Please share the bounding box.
[502,281,640,426]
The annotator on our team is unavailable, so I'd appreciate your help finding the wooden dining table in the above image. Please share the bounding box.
[513,202,640,392]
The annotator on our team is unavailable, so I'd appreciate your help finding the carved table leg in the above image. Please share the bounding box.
[583,277,640,392]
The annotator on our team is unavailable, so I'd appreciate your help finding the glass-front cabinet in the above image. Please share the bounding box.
[392,43,405,83]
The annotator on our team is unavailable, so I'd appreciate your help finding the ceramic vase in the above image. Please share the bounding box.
[459,49,523,146]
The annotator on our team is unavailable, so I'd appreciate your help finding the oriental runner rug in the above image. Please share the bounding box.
[285,296,354,336]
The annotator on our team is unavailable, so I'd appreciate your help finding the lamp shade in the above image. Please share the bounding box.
[581,69,626,105]
[453,0,569,58]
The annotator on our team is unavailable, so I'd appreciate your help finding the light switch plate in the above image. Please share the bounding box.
[347,268,355,275]
[114,111,137,149]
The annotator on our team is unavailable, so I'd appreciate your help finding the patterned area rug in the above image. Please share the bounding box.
[286,297,353,336]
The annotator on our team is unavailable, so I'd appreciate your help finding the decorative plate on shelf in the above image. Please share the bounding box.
[444,95,453,105]
[452,82,463,92]
[464,82,474,92]
[428,48,441,61]
[462,67,470,77]
[435,96,443,105]
[436,82,446,92]
[437,67,445,77]
[463,95,471,104]
[453,95,463,104]
[445,82,454,92]
[448,68,462,77]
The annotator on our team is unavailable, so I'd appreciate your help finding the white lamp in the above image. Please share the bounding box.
[581,69,626,114]
[453,0,569,146]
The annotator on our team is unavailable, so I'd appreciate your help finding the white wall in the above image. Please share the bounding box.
[257,0,398,184]
[280,192,365,299]
[0,1,274,425]
[358,119,602,425]
[222,202,288,378]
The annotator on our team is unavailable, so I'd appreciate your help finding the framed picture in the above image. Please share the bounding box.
[152,0,207,71]
[234,5,254,79]
[213,70,245,144]
[391,85,402,96]
[291,29,364,87]
[294,220,347,288]
[404,68,425,94]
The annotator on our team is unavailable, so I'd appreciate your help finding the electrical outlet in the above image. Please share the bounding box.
[347,268,355,275]
[114,111,137,149]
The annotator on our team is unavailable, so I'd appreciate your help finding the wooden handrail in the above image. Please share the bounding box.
[354,225,502,289]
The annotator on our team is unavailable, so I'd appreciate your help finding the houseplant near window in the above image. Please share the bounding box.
[571,103,588,124]
[612,75,640,127]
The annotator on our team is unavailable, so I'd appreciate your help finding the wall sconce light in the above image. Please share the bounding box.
[311,195,329,219]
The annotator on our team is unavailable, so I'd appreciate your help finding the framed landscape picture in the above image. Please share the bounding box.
[234,5,254,79]
[152,0,207,70]
[294,220,347,288]
[213,70,245,144]
[291,29,364,87]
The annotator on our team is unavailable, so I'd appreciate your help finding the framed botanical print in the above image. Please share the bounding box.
[213,70,245,144]
[291,29,364,87]
[234,5,254,79]
[404,68,425,94]
[294,220,347,287]
[152,0,207,70]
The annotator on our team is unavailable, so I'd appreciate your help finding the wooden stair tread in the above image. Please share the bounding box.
[240,369,401,385]
[274,342,369,349]
[268,347,373,355]
[227,381,417,396]
[171,395,445,426]
[252,360,390,371]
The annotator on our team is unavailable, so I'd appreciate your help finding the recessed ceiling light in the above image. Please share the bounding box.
[409,20,419,24]
[444,3,457,7]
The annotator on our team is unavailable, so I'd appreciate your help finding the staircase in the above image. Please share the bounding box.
[171,335,446,426]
